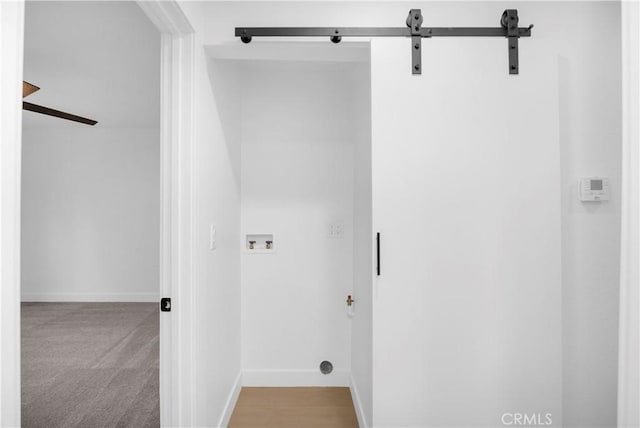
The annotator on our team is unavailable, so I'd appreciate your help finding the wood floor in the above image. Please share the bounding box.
[229,387,359,428]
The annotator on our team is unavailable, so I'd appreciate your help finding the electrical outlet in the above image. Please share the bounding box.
[328,223,344,239]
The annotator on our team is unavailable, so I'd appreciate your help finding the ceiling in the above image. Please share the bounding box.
[23,1,160,128]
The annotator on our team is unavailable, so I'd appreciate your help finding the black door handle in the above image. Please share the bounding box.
[376,232,381,276]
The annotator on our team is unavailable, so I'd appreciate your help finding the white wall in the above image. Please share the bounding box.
[191,50,242,426]
[21,1,162,302]
[556,3,622,426]
[21,128,160,301]
[239,62,360,386]
[180,2,622,427]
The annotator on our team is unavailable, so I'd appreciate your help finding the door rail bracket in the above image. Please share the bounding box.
[235,8,533,75]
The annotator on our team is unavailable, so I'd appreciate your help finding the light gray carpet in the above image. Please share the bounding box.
[21,302,159,428]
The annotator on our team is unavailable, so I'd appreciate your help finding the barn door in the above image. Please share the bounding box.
[371,36,561,427]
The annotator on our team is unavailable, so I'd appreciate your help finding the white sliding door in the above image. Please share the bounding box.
[371,37,561,427]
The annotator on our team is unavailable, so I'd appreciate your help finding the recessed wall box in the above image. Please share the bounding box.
[580,177,610,202]
[245,234,275,253]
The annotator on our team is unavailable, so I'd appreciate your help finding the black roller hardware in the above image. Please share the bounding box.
[235,9,533,75]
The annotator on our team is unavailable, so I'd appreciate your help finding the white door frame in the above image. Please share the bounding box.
[136,1,195,426]
[0,1,195,426]
[619,2,639,427]
[0,1,25,427]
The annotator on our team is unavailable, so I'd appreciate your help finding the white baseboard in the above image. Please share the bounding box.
[218,372,242,428]
[21,292,159,302]
[242,369,349,387]
[349,374,369,428]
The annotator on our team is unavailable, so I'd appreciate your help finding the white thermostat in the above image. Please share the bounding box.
[580,177,610,202]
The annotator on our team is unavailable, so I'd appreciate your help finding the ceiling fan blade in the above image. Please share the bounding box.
[22,81,40,98]
[23,102,97,126]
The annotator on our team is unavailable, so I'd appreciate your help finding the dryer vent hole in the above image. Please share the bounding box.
[320,360,333,375]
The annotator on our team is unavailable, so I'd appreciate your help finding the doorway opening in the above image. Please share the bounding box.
[206,42,373,427]
[20,2,161,426]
